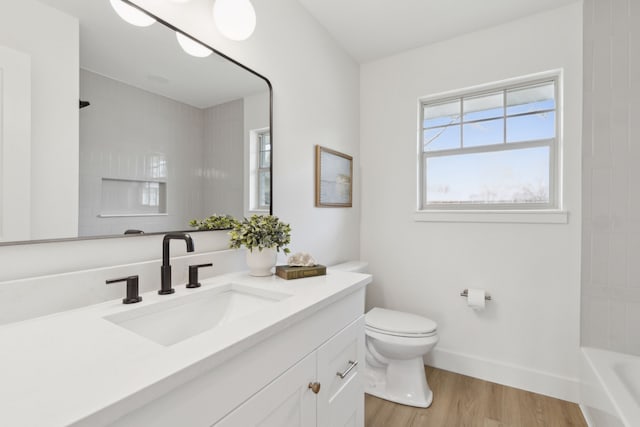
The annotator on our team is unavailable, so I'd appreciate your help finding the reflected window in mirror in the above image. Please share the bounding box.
[258,131,271,210]
[249,128,271,213]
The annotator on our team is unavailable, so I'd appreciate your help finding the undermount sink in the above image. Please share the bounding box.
[104,284,290,346]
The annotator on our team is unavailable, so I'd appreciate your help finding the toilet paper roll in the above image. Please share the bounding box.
[467,288,486,310]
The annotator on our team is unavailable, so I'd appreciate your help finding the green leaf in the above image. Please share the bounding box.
[189,214,239,230]
[228,214,291,253]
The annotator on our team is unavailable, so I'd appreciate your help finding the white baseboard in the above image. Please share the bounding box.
[425,347,581,403]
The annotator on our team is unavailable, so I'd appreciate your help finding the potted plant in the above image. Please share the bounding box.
[229,215,291,276]
[189,214,239,230]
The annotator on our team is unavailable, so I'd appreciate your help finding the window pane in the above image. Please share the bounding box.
[506,82,555,115]
[260,150,271,168]
[424,125,460,151]
[260,133,271,151]
[463,92,503,121]
[423,100,460,128]
[506,112,555,143]
[425,146,550,205]
[258,171,270,208]
[259,132,271,168]
[463,118,504,148]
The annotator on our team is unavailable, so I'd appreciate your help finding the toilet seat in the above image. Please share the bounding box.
[366,325,437,338]
[365,328,439,347]
[365,307,437,337]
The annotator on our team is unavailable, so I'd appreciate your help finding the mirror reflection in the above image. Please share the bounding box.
[0,0,271,244]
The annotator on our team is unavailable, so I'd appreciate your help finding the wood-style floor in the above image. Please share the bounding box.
[364,366,586,427]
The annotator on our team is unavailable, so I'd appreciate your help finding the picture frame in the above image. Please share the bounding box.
[315,145,353,207]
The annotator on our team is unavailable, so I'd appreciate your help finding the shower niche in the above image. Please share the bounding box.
[99,178,167,217]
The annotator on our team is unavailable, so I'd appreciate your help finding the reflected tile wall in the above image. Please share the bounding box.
[202,99,244,218]
[581,0,640,354]
[78,69,205,236]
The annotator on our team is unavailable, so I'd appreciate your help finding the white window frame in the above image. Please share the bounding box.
[415,71,567,224]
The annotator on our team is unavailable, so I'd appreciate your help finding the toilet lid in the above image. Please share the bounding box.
[365,307,437,335]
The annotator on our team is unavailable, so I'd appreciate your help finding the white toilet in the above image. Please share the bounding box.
[364,307,438,407]
[329,261,439,408]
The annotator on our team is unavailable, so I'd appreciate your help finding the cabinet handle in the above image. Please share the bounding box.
[336,360,358,379]
[308,382,321,394]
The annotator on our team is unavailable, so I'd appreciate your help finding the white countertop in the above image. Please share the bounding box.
[0,270,370,427]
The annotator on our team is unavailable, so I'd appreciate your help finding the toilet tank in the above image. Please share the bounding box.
[329,261,369,274]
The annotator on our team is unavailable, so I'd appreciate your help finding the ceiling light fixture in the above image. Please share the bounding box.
[176,32,213,58]
[212,0,256,41]
[109,0,156,27]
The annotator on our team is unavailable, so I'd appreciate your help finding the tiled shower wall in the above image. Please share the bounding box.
[202,99,244,218]
[581,0,640,354]
[78,70,244,236]
[79,69,206,236]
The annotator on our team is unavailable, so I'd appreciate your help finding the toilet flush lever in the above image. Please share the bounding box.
[336,360,358,379]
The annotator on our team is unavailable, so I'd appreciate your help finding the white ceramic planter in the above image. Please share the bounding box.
[246,247,277,276]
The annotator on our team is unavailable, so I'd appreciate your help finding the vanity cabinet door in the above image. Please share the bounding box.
[214,352,317,427]
[316,316,365,427]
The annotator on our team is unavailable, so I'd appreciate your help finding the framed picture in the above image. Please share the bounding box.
[315,145,353,207]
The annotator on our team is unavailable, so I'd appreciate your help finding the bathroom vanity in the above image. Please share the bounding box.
[0,271,370,427]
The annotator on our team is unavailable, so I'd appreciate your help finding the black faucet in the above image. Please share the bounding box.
[159,233,195,295]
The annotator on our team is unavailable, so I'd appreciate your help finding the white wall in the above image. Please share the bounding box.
[131,0,361,265]
[360,3,583,402]
[0,0,359,321]
[581,0,640,355]
[0,0,78,240]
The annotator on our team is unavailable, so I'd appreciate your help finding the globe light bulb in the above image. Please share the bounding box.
[109,0,156,27]
[212,0,256,41]
[176,32,213,58]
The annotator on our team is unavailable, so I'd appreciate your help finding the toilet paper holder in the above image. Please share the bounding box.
[460,289,492,301]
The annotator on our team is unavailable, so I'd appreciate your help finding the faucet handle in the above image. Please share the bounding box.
[187,263,213,288]
[106,275,142,304]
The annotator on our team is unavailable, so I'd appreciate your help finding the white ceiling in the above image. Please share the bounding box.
[39,0,267,108]
[297,0,580,63]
